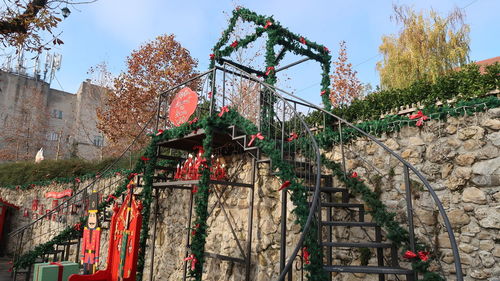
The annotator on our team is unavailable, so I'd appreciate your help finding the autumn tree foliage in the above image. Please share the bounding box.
[377,5,470,89]
[97,34,198,149]
[0,0,94,53]
[329,41,362,107]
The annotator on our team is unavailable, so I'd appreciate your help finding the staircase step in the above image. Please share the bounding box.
[292,172,331,179]
[324,265,412,275]
[321,203,364,209]
[322,242,392,248]
[157,155,186,161]
[307,186,347,193]
[322,221,379,227]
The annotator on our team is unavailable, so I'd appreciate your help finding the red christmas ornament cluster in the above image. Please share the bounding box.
[174,148,227,182]
[403,250,430,262]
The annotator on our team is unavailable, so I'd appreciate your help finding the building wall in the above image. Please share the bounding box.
[0,70,105,161]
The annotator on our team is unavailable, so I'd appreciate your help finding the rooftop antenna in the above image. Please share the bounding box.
[34,56,41,79]
[2,55,12,72]
[16,46,25,75]
[43,53,52,81]
[49,53,62,85]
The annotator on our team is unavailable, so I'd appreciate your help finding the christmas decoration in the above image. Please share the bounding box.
[168,87,199,126]
[217,106,229,117]
[33,261,79,281]
[80,192,101,275]
[403,250,417,259]
[286,132,298,142]
[247,132,264,147]
[278,180,291,191]
[409,110,429,127]
[184,254,198,271]
[69,185,143,281]
[45,189,73,199]
[418,251,430,262]
[302,247,310,265]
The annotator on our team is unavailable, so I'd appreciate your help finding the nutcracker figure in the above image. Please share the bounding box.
[80,192,101,275]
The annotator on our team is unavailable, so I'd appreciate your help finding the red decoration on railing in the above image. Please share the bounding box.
[189,117,199,124]
[350,172,358,178]
[75,177,81,183]
[209,53,215,60]
[74,223,82,231]
[140,156,150,162]
[418,251,430,262]
[264,20,272,29]
[320,90,327,96]
[323,46,330,53]
[128,173,138,180]
[403,250,417,259]
[155,129,164,136]
[279,180,291,191]
[191,223,200,236]
[184,254,198,271]
[302,247,310,264]
[247,132,264,147]
[230,41,238,48]
[286,132,298,142]
[265,66,275,76]
[218,106,229,117]
[106,195,117,202]
[299,37,306,45]
[409,110,429,127]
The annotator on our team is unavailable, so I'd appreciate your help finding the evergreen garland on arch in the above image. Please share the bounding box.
[209,7,333,110]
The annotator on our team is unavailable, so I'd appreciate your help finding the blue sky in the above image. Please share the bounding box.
[14,0,500,106]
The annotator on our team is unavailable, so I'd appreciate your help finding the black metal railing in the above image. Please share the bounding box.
[263,83,464,281]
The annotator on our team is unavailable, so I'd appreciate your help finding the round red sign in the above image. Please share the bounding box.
[169,87,199,127]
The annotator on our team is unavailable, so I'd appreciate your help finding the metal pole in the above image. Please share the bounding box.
[182,191,195,281]
[245,158,257,281]
[338,121,347,175]
[149,187,160,281]
[274,58,310,73]
[403,165,418,281]
[209,69,217,116]
[222,64,226,107]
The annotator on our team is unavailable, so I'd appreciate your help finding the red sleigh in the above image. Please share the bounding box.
[69,187,143,281]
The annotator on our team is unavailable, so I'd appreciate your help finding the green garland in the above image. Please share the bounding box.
[14,170,133,269]
[1,168,130,191]
[328,63,500,123]
[209,7,332,110]
[317,95,500,148]
[321,157,444,281]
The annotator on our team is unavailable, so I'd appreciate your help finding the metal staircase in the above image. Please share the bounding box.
[6,62,463,281]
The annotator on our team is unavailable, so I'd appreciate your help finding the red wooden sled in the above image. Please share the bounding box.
[69,186,143,281]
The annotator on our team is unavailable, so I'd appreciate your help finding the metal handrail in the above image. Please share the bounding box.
[263,84,464,280]
[211,65,323,280]
[9,111,157,237]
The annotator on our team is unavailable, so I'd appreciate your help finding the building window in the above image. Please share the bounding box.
[93,136,104,147]
[48,132,59,141]
[52,109,63,119]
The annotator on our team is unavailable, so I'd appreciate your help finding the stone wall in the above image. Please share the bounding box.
[325,108,500,281]
[1,108,498,280]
